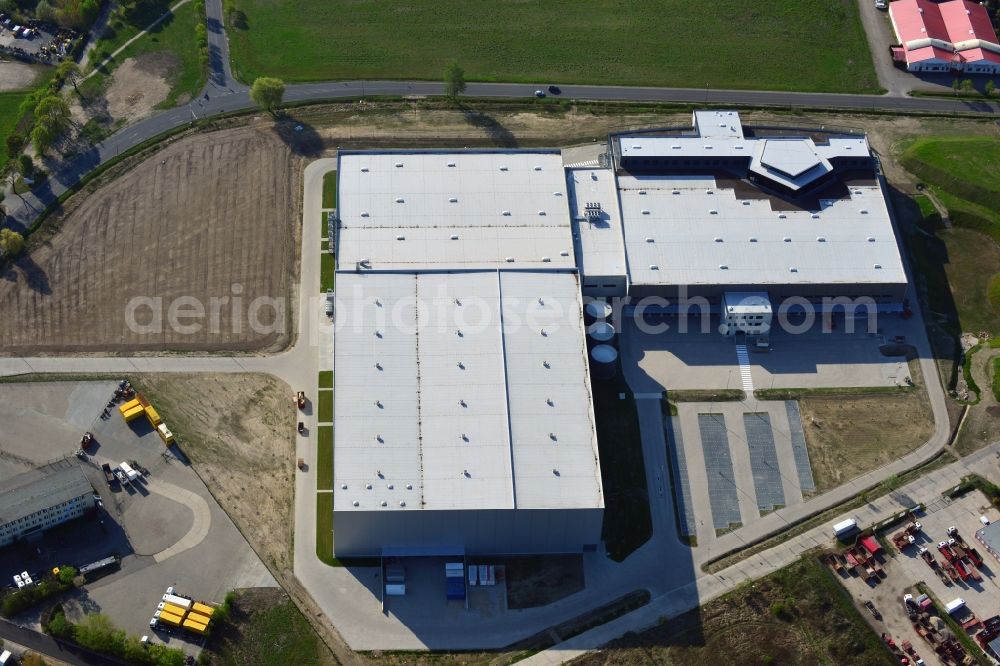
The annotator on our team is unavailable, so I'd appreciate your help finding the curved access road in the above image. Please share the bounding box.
[3,74,999,229]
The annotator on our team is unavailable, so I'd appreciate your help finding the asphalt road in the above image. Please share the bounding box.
[0,618,124,666]
[4,66,1000,230]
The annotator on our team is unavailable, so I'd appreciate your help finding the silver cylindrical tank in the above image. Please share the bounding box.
[589,344,619,380]
[587,321,616,346]
[584,299,613,325]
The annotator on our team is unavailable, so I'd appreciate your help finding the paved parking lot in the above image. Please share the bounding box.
[0,381,277,655]
[622,313,912,393]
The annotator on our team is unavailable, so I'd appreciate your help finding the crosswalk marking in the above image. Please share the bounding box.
[735,344,754,393]
[564,159,599,168]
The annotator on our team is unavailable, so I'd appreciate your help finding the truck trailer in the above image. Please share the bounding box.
[162,593,192,611]
[832,518,858,538]
[123,404,145,422]
[119,461,140,483]
[156,423,175,445]
[191,602,215,618]
[159,602,188,618]
[157,611,184,627]
[182,618,208,635]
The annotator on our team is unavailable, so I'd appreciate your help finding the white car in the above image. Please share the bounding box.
[875,0,888,9]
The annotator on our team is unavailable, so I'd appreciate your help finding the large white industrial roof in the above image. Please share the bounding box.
[333,271,603,513]
[618,176,907,288]
[566,167,627,280]
[336,152,575,270]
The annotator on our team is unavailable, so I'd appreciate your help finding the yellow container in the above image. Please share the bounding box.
[182,618,207,634]
[158,611,183,627]
[118,398,141,415]
[162,603,187,617]
[123,405,145,422]
[144,405,162,426]
[157,423,175,445]
[191,602,215,617]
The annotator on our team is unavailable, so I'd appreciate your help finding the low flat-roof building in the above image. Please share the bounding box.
[889,0,1000,74]
[566,111,909,307]
[332,270,603,557]
[977,521,1000,563]
[0,461,94,547]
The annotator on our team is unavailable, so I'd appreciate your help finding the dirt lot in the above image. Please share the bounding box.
[0,60,44,91]
[574,556,894,666]
[955,347,1000,455]
[103,53,173,123]
[132,373,295,573]
[0,125,300,353]
[797,359,935,492]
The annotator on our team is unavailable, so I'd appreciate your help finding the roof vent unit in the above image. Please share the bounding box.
[783,236,791,242]
[645,237,655,243]
[867,236,876,242]
[704,145,713,150]
[399,501,406,507]
[553,191,562,196]
[502,210,511,216]
[584,201,602,220]
[341,484,348,490]
[447,161,456,167]
[811,213,820,219]
[499,165,508,171]
[874,263,882,269]
[450,234,459,240]
[380,501,387,507]
[533,165,542,171]
[641,209,651,215]
[449,197,458,203]
[365,483,373,490]
[352,500,359,507]
[789,267,798,272]
[859,209,868,214]
[672,190,680,195]
[631,144,641,150]
[709,209,718,215]
[396,235,405,241]
[538,210,546,216]
[742,200,751,206]
[649,264,659,270]
[505,256,515,262]
[778,213,786,219]
[394,162,403,168]
[854,189,863,195]
[671,145,681,150]
[560,250,570,256]
[395,197,404,203]
[714,236,723,242]
[541,256,552,262]
[361,167,369,172]
[719,264,729,270]
[735,145,745,150]
[638,189,647,195]
[817,236,826,242]
[361,212,370,217]
[749,237,757,242]
[706,189,714,195]
[405,484,412,490]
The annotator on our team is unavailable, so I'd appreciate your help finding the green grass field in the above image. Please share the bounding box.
[901,137,1000,336]
[320,253,334,293]
[316,492,334,565]
[316,426,332,490]
[227,0,878,93]
[0,92,30,159]
[318,370,332,389]
[90,0,207,107]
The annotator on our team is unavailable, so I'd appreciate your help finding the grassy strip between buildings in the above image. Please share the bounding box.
[315,492,335,565]
[0,91,31,159]
[703,451,955,574]
[320,253,334,293]
[317,390,333,423]
[322,170,337,209]
[318,370,332,389]
[316,426,332,491]
[592,366,652,561]
[754,385,913,400]
[227,0,878,93]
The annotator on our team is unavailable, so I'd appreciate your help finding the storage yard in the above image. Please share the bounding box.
[0,379,278,656]
[830,489,1000,666]
[0,125,300,354]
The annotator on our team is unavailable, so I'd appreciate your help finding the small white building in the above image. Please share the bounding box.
[721,292,772,336]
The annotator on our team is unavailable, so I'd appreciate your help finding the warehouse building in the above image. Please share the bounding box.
[331,152,604,557]
[568,111,908,316]
[0,461,94,547]
[889,0,1000,74]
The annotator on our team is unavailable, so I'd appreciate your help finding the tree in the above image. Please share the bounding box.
[56,60,82,96]
[986,80,997,98]
[960,78,974,95]
[73,613,125,656]
[444,61,466,99]
[32,122,58,156]
[31,95,71,155]
[0,228,24,258]
[952,78,962,95]
[5,133,24,160]
[17,155,35,179]
[249,77,285,113]
[46,608,74,639]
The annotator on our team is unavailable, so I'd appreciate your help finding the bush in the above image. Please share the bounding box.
[46,607,74,639]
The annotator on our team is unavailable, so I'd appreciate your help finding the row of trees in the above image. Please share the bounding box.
[47,608,187,666]
[952,78,997,97]
[0,0,99,29]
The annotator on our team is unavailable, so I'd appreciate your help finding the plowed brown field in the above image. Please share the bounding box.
[0,126,300,353]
